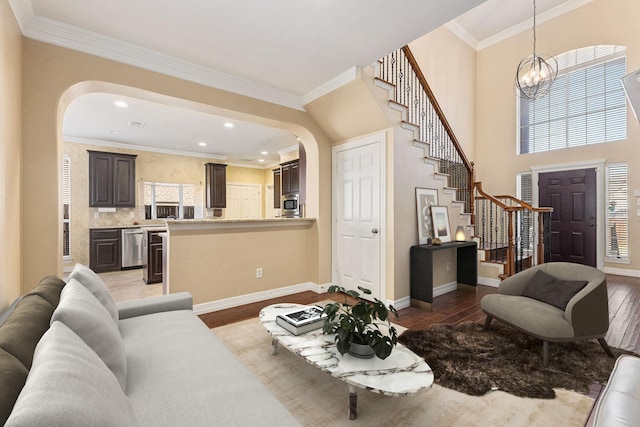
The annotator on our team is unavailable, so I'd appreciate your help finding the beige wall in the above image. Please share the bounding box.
[168,223,315,304]
[22,39,333,293]
[475,0,640,273]
[0,2,22,311]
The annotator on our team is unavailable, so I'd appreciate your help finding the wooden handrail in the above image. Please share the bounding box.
[402,46,473,176]
[495,195,553,213]
[474,182,520,212]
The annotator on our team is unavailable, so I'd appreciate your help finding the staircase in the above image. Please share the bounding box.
[374,46,552,279]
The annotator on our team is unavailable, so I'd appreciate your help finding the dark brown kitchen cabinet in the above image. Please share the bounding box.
[143,230,163,284]
[273,168,281,209]
[88,151,137,207]
[89,229,121,272]
[205,163,227,208]
[281,160,299,195]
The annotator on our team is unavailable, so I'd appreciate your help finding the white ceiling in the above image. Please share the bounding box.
[11,0,590,167]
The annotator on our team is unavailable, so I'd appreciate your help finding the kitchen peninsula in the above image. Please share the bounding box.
[164,218,317,313]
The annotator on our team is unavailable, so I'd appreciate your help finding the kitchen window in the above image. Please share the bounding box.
[144,182,197,220]
[518,45,627,154]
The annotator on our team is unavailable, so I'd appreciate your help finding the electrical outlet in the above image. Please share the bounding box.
[94,212,100,219]
[446,262,451,272]
[130,212,135,218]
[256,267,263,279]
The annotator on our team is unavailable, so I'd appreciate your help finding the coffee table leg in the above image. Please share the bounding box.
[348,385,357,420]
[271,338,279,355]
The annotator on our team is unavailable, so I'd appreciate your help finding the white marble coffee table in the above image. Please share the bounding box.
[259,303,434,420]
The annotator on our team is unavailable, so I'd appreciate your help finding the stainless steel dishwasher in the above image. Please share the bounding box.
[121,228,144,268]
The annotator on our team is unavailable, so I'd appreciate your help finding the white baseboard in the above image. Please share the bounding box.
[391,296,411,310]
[433,281,458,297]
[604,267,640,277]
[478,277,501,288]
[193,282,322,315]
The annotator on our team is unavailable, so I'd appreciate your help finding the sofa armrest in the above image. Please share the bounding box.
[116,292,193,320]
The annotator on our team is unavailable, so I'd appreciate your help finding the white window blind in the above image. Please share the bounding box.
[606,163,628,260]
[62,155,71,258]
[519,46,627,154]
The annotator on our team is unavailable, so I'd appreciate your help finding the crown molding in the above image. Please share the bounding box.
[301,66,358,105]
[10,0,307,111]
[277,144,299,156]
[446,0,595,51]
[64,136,228,161]
[477,0,595,51]
[7,0,33,29]
[444,21,479,51]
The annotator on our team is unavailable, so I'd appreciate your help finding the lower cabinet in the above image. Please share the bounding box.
[89,229,121,273]
[143,230,163,284]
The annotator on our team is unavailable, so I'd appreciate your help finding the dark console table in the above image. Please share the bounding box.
[410,241,477,311]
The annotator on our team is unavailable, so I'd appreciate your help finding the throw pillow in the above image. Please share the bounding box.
[51,280,128,391]
[24,276,66,308]
[4,321,138,427]
[68,263,119,323]
[522,269,588,310]
[0,295,54,369]
[0,349,28,426]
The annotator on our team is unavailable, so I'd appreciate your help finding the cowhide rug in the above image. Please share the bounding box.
[399,322,636,399]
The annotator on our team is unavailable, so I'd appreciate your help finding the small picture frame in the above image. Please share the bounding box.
[430,206,451,243]
[416,188,438,244]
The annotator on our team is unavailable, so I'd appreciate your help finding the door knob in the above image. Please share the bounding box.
[372,228,379,234]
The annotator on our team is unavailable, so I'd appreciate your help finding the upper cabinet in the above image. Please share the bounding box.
[88,151,137,207]
[273,168,281,209]
[205,163,227,208]
[280,160,299,196]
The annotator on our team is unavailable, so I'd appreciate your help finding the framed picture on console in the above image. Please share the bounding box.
[430,206,451,243]
[416,188,438,244]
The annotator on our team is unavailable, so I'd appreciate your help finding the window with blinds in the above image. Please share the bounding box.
[517,173,533,251]
[143,182,196,219]
[519,45,627,154]
[62,155,71,259]
[606,163,628,261]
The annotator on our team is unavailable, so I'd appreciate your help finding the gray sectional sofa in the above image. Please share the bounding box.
[0,264,300,426]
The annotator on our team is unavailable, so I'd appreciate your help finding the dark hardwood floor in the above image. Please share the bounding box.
[199,274,640,354]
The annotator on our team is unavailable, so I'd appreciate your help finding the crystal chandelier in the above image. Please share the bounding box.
[515,0,558,100]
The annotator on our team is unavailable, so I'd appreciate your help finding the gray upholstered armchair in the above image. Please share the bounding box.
[481,262,613,367]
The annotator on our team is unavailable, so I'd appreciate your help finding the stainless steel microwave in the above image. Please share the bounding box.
[282,194,300,218]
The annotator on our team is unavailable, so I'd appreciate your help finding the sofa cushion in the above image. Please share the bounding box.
[0,295,54,369]
[0,349,28,426]
[51,280,127,391]
[24,276,66,308]
[5,321,138,427]
[522,270,588,310]
[68,263,118,323]
[119,310,301,426]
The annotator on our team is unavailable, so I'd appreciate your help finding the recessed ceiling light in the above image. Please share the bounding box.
[224,122,234,128]
[114,100,129,108]
[109,130,120,134]
[258,159,265,163]
[198,142,207,147]
[260,151,268,155]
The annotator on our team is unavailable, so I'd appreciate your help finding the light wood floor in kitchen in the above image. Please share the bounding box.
[102,270,640,353]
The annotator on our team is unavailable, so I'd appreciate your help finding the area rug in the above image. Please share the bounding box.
[213,318,594,427]
[399,322,637,399]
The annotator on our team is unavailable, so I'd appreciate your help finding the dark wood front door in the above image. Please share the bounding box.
[539,168,597,267]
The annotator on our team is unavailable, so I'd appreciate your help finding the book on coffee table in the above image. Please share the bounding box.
[276,305,326,336]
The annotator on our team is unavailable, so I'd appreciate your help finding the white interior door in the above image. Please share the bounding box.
[226,184,261,219]
[333,134,384,301]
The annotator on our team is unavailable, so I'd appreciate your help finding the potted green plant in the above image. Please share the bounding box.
[322,285,399,360]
